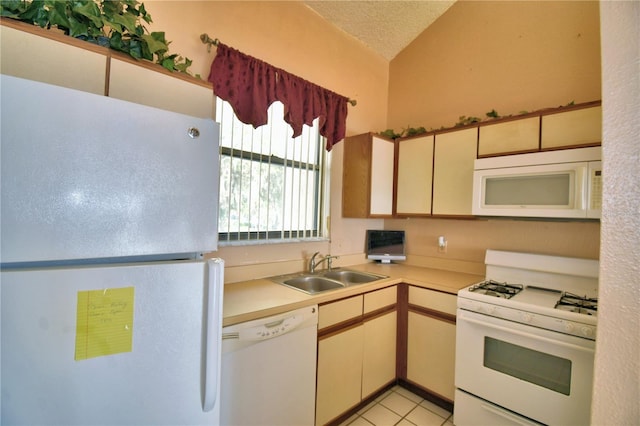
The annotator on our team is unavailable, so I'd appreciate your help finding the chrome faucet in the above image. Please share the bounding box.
[309,251,339,274]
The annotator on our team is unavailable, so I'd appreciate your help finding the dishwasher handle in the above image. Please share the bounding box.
[223,314,305,341]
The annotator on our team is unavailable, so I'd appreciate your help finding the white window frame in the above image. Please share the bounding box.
[216,98,330,245]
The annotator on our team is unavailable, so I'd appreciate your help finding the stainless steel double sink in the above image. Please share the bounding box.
[270,268,388,294]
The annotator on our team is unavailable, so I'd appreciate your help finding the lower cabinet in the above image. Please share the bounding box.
[315,284,459,424]
[407,312,456,401]
[362,311,397,397]
[316,325,364,426]
[405,286,457,402]
[315,287,397,425]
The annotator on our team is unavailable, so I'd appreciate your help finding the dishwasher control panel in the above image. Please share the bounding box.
[239,314,305,341]
[222,305,318,342]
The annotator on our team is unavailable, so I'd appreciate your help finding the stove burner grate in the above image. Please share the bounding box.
[470,280,524,299]
[555,292,598,315]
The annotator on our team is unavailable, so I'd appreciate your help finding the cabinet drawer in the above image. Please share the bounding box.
[409,286,456,316]
[479,116,539,156]
[364,286,397,314]
[541,105,602,149]
[319,295,363,329]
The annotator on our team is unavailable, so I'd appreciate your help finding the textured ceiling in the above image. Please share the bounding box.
[304,1,455,60]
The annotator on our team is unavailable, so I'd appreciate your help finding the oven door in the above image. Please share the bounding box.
[455,309,595,426]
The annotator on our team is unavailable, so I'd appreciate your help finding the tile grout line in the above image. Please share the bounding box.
[349,387,452,426]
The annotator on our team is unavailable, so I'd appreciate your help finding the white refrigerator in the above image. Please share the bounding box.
[0,75,224,425]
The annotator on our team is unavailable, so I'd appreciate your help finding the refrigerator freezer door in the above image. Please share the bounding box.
[0,75,220,264]
[1,259,224,425]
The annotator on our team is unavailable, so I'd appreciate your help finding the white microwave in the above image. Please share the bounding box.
[472,147,602,219]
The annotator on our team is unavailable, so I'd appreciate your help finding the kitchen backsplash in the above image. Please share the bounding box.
[385,217,600,263]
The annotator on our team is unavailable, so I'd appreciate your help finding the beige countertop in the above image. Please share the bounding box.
[223,263,483,326]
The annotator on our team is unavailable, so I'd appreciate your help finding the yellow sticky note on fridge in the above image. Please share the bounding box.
[75,287,134,361]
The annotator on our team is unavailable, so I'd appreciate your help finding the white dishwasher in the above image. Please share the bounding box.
[220,305,318,426]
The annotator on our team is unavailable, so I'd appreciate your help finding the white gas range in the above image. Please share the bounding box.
[454,250,599,426]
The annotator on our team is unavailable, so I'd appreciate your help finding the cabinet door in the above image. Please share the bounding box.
[396,135,434,215]
[407,312,456,401]
[316,325,364,426]
[370,136,395,216]
[541,105,602,149]
[362,312,397,398]
[342,133,371,217]
[478,116,539,156]
[1,24,106,95]
[342,133,394,218]
[108,59,214,118]
[432,128,477,215]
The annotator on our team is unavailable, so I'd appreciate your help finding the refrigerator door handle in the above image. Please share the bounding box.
[203,258,224,412]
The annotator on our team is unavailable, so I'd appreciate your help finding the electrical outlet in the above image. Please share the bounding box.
[438,235,447,253]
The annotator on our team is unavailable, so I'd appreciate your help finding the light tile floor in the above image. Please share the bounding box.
[340,386,454,426]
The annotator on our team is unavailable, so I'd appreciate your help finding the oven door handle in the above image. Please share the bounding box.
[479,400,542,425]
[458,312,594,353]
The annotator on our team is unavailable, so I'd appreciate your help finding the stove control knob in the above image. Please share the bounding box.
[581,327,594,337]
[564,322,575,333]
[520,312,533,322]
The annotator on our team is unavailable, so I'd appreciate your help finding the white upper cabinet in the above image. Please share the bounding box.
[396,135,434,216]
[370,136,395,215]
[108,58,214,118]
[541,104,602,149]
[432,127,478,216]
[1,20,214,119]
[478,116,539,157]
[1,23,106,95]
[342,133,395,218]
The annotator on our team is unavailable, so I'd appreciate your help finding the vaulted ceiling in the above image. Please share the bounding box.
[304,1,455,60]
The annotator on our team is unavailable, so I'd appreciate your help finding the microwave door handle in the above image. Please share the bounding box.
[575,165,588,211]
[459,313,593,353]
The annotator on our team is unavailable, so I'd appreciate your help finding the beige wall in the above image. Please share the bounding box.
[386,218,600,264]
[144,1,603,277]
[385,0,602,264]
[388,0,602,131]
[144,1,389,278]
[147,1,388,135]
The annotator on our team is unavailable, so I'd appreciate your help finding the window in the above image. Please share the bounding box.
[216,98,329,243]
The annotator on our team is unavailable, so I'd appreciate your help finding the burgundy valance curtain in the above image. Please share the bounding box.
[208,43,348,151]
